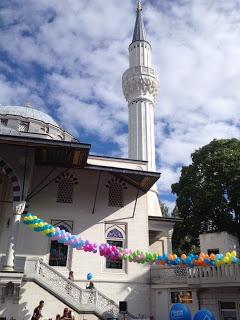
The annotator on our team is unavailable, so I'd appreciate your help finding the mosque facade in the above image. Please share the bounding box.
[0,2,239,320]
[0,2,175,319]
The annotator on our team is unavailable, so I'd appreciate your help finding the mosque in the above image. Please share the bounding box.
[0,2,239,320]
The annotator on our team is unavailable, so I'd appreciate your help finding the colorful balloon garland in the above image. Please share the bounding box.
[22,213,240,267]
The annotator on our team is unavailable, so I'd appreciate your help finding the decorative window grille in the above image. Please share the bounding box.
[18,121,29,132]
[105,224,126,270]
[0,119,8,126]
[55,173,78,203]
[106,177,127,207]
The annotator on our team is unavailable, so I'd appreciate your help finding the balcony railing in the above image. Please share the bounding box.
[151,264,240,287]
[151,266,188,285]
[188,264,240,287]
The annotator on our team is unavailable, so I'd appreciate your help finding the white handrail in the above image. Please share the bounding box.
[24,258,136,319]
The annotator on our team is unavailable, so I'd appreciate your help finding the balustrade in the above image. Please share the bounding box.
[24,258,134,319]
[151,264,240,287]
[151,266,188,284]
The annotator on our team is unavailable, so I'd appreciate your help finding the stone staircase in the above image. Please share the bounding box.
[24,258,135,320]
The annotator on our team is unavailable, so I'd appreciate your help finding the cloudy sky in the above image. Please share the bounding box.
[1,0,240,212]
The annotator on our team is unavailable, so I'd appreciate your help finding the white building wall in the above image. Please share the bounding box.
[151,288,199,320]
[199,288,240,320]
[200,232,240,254]
[0,161,153,317]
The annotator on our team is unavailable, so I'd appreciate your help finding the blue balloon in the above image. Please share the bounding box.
[87,273,93,280]
[170,304,191,320]
[193,310,215,320]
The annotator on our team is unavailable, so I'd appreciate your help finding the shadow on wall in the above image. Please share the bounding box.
[94,271,151,318]
[0,285,29,320]
[15,168,143,257]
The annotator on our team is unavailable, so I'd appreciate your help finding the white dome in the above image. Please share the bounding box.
[0,105,75,142]
[0,105,59,127]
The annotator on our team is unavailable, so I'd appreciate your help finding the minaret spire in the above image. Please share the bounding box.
[132,0,145,43]
[136,0,142,11]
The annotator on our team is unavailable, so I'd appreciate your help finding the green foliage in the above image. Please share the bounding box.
[171,139,240,253]
[159,201,170,217]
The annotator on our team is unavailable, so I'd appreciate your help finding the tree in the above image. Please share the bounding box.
[172,206,180,218]
[171,139,240,253]
[159,201,170,217]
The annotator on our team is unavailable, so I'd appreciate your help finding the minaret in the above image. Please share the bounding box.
[122,1,161,216]
[122,0,159,172]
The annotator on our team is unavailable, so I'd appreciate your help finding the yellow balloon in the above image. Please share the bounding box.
[223,257,229,263]
[231,251,237,257]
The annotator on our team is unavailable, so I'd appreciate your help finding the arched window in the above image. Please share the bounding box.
[49,220,73,267]
[105,225,126,270]
[55,173,78,203]
[106,177,127,207]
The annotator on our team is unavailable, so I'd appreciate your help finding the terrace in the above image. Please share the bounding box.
[150,264,240,288]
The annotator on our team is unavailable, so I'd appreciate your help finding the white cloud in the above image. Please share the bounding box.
[1,0,240,211]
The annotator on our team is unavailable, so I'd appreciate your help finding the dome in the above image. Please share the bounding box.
[0,105,75,142]
[0,105,59,127]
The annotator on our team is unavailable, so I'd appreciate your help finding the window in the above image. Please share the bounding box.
[49,220,73,267]
[41,127,49,133]
[18,121,29,132]
[1,119,8,126]
[220,302,237,320]
[105,225,126,270]
[207,248,220,255]
[106,177,127,207]
[171,291,192,304]
[55,173,78,203]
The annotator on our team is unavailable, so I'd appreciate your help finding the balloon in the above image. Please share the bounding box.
[209,253,215,261]
[87,273,93,280]
[170,304,191,320]
[22,213,240,268]
[231,251,237,257]
[193,310,215,320]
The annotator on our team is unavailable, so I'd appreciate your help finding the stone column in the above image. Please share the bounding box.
[3,201,26,271]
[166,229,173,255]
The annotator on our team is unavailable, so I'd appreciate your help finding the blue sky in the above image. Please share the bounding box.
[1,0,240,212]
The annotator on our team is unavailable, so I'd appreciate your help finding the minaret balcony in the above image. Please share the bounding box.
[122,66,159,103]
[122,65,157,79]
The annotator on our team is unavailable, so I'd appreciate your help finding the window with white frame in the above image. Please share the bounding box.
[105,224,126,270]
[219,302,237,320]
[171,291,192,304]
[49,220,73,267]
